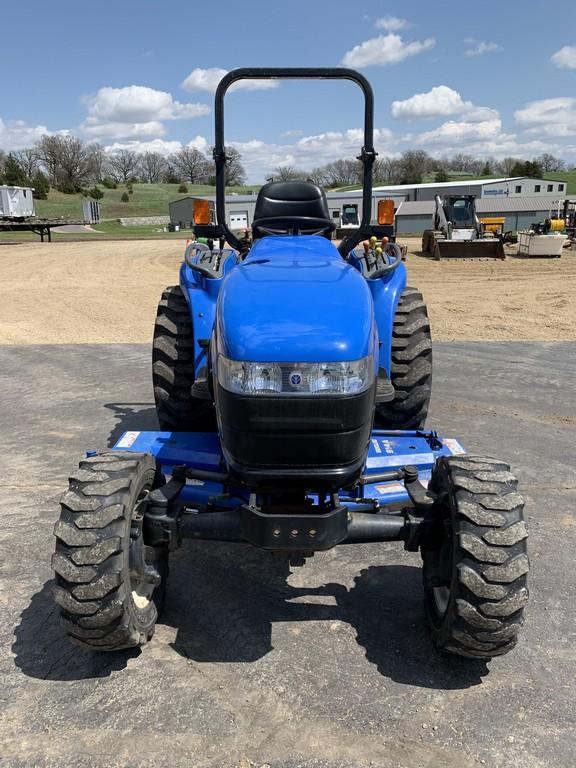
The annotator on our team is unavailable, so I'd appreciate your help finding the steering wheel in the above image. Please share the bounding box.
[252,215,336,236]
[184,242,218,278]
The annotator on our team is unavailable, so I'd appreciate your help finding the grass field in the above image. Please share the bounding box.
[33,182,259,221]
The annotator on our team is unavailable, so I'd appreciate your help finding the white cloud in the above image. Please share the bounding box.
[0,117,52,151]
[180,68,278,93]
[228,128,396,181]
[465,41,502,56]
[551,45,576,69]
[84,85,210,124]
[341,33,435,67]
[515,97,576,137]
[391,85,498,122]
[104,139,184,156]
[79,85,209,142]
[413,118,507,145]
[281,129,304,138]
[81,119,166,140]
[374,16,408,31]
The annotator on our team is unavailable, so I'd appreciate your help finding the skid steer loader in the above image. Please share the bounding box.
[422,195,505,260]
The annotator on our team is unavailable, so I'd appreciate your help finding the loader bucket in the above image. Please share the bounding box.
[433,238,505,260]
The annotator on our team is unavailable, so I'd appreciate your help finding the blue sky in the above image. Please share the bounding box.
[2,0,575,181]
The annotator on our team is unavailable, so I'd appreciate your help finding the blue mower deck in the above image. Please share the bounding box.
[111,430,465,508]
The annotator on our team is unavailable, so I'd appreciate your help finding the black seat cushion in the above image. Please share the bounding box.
[253,181,330,227]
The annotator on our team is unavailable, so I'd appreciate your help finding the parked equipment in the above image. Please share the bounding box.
[0,185,35,220]
[52,69,528,661]
[518,216,566,257]
[422,195,505,260]
[562,199,575,244]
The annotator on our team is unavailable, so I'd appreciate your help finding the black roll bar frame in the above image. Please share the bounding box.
[213,68,377,256]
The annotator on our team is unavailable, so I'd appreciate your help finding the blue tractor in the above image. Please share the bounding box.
[52,69,528,660]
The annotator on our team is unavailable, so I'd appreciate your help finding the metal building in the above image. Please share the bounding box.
[395,197,569,236]
[169,177,569,235]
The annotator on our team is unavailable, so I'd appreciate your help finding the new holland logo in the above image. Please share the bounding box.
[289,371,303,387]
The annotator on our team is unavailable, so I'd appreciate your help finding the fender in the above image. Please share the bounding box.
[347,252,407,375]
[179,251,236,379]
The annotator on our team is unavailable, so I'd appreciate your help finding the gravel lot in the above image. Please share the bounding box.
[0,238,575,767]
[0,238,575,344]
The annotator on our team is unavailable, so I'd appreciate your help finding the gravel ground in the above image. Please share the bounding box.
[1,342,575,768]
[0,238,575,344]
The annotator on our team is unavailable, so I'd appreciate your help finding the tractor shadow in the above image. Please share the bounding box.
[12,551,487,689]
[104,402,159,448]
[103,402,216,448]
[12,579,139,681]
[164,542,488,690]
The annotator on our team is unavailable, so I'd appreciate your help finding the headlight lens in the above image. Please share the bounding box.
[218,355,373,396]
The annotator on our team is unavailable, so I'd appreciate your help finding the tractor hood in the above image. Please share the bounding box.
[216,236,375,362]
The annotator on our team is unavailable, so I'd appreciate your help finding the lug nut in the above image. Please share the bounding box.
[273,528,281,537]
[308,529,317,537]
[290,529,299,537]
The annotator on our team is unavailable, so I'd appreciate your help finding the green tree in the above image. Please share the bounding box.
[4,154,27,186]
[121,192,129,202]
[178,183,188,193]
[89,186,104,200]
[434,167,449,183]
[482,162,491,176]
[31,171,50,200]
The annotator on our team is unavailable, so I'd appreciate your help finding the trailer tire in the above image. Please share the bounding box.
[52,452,167,651]
[153,285,214,430]
[422,455,528,660]
[375,287,432,429]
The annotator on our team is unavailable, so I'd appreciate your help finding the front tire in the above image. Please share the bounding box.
[153,285,213,431]
[422,455,529,659]
[52,452,168,651]
[375,287,432,429]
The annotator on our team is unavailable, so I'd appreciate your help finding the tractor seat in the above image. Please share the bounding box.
[252,180,332,238]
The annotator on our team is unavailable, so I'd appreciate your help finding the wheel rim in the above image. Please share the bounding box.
[129,488,160,610]
[428,518,454,620]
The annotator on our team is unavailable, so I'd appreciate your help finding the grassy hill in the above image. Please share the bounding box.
[33,182,260,221]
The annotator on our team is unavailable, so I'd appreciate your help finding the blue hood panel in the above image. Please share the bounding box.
[217,236,375,362]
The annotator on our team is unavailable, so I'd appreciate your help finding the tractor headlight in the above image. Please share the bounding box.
[218,355,373,396]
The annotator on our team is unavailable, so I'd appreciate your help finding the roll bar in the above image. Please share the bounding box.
[213,68,377,255]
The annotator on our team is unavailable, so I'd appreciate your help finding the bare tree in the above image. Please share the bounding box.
[272,165,307,182]
[170,147,209,183]
[396,150,431,184]
[322,159,361,187]
[85,143,107,183]
[58,136,93,186]
[374,157,402,184]
[36,135,93,187]
[108,149,140,184]
[206,145,246,186]
[36,135,64,184]
[13,148,39,180]
[309,166,329,187]
[538,153,565,173]
[140,151,168,183]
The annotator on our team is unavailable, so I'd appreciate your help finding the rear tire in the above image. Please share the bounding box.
[422,455,529,659]
[375,287,432,429]
[52,452,168,651]
[153,285,213,430]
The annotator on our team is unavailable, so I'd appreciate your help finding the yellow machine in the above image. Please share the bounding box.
[422,195,505,260]
[480,216,506,235]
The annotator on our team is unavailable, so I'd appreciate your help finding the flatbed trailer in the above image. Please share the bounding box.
[0,219,86,242]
